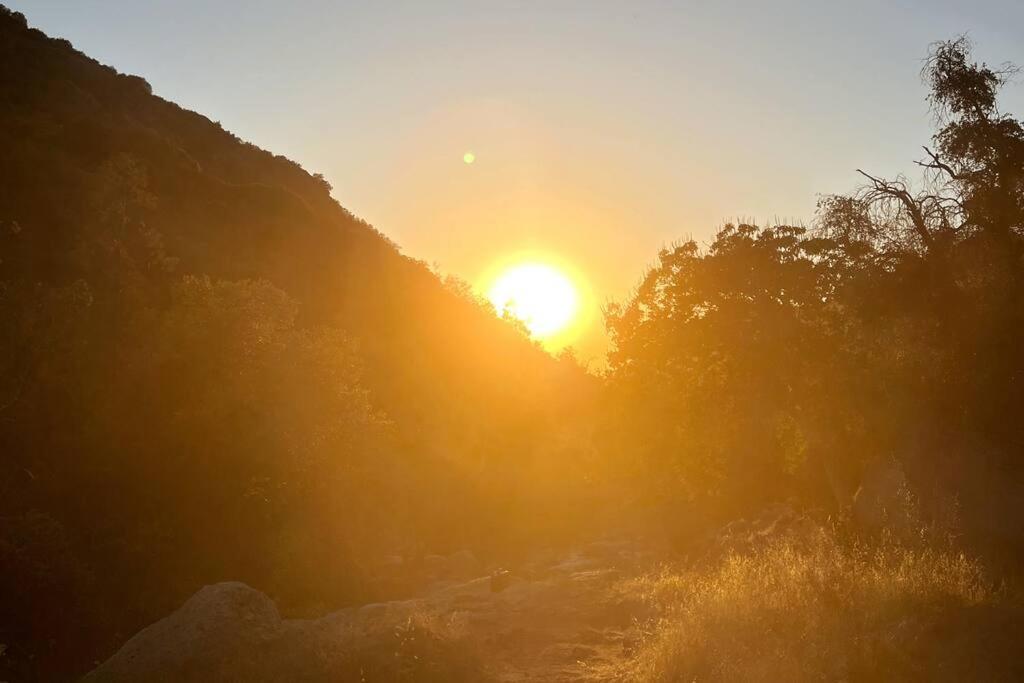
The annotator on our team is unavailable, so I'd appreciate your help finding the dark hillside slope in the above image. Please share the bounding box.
[0,7,598,680]
[0,5,563,422]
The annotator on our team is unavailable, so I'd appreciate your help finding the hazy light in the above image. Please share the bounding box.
[463,151,475,164]
[488,262,579,339]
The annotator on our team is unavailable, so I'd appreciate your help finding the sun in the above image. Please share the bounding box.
[488,262,579,340]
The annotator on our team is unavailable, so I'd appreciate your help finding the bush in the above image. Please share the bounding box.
[618,527,1023,682]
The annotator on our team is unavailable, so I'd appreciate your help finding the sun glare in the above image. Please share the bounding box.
[488,262,579,340]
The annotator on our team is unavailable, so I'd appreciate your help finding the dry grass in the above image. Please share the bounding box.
[330,609,491,682]
[616,526,1023,682]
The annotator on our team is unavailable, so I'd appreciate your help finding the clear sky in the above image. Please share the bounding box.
[12,1,1024,360]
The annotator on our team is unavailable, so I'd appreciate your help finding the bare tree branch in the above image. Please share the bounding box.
[914,146,965,181]
[856,169,934,248]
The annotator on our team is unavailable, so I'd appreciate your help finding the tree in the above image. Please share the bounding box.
[826,38,1023,255]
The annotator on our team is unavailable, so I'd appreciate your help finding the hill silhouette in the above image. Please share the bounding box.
[0,7,597,679]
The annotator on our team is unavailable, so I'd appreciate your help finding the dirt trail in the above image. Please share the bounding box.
[368,539,660,682]
[86,538,666,682]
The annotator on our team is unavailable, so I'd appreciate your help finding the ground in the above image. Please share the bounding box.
[364,538,663,682]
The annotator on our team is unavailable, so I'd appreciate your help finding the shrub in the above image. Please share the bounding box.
[618,527,1023,682]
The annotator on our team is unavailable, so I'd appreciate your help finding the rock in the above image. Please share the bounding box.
[86,583,479,682]
[84,582,284,682]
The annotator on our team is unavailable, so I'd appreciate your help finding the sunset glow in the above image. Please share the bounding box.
[8,5,1024,680]
[488,262,578,340]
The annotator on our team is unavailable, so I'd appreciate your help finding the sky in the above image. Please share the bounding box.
[12,0,1024,360]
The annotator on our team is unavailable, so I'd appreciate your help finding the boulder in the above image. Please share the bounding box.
[84,582,285,682]
[85,582,483,682]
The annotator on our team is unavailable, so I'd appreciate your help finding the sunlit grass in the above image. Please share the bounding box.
[615,527,1019,682]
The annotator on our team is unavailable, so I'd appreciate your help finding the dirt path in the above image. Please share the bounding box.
[383,539,659,681]
[86,538,664,682]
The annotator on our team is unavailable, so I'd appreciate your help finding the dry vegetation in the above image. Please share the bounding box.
[616,526,1023,682]
[331,611,489,683]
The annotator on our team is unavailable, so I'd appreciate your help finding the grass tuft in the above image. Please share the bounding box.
[617,526,1022,682]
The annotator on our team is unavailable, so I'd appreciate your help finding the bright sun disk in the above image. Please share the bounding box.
[488,263,579,339]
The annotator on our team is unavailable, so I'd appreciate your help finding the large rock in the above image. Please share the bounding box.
[85,582,487,682]
[84,582,291,682]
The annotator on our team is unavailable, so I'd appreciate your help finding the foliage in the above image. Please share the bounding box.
[606,37,1024,559]
[606,225,861,519]
[617,525,1021,682]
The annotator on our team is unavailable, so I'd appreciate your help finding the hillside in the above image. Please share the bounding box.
[0,5,577,430]
[0,6,598,680]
